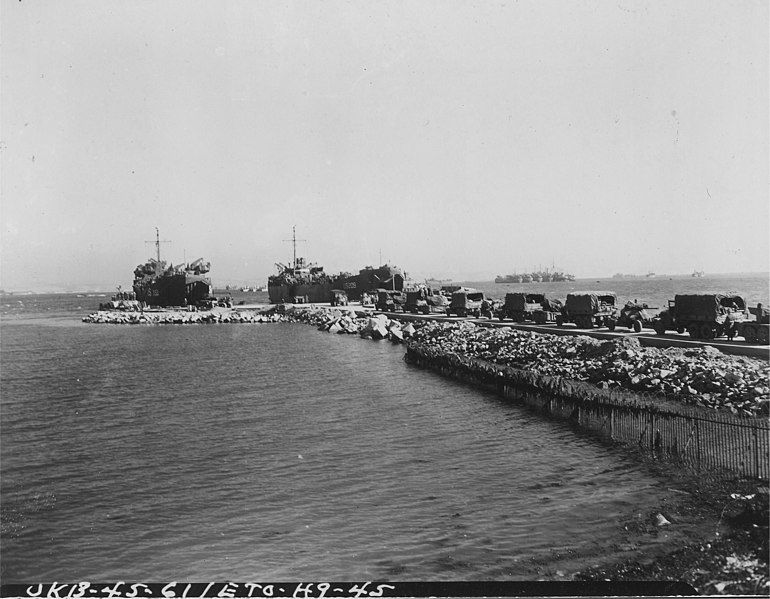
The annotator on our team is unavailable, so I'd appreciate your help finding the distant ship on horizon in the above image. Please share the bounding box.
[495,269,574,284]
[425,277,453,287]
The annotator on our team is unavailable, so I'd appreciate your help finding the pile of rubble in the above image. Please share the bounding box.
[411,321,770,416]
[82,309,281,325]
[277,306,416,342]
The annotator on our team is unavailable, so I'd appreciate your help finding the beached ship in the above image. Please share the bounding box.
[268,228,406,303]
[132,229,213,307]
[268,255,338,304]
[269,259,406,304]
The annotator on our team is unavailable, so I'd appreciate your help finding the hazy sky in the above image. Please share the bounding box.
[2,0,768,291]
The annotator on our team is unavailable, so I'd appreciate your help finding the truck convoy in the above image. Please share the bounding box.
[332,285,767,345]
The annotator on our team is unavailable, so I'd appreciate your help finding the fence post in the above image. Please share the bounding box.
[753,426,760,480]
[649,412,655,454]
[695,419,701,474]
[611,407,615,441]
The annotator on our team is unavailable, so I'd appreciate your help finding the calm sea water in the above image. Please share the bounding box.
[1,281,760,582]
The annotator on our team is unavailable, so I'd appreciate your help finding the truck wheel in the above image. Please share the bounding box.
[701,324,715,340]
[607,320,616,331]
[687,324,700,339]
[654,322,666,336]
[676,326,685,334]
[583,316,594,329]
[555,315,564,327]
[632,320,643,333]
[743,327,757,343]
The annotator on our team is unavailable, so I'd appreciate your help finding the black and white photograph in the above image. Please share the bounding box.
[1,0,768,596]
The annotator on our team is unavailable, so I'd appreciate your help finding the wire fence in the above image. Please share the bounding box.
[405,344,769,481]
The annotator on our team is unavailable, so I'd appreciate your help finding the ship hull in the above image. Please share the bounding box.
[134,274,212,307]
[268,282,333,304]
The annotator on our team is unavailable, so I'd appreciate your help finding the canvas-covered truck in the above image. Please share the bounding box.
[556,291,619,328]
[533,298,563,324]
[426,289,449,314]
[405,288,449,314]
[405,289,428,314]
[446,288,485,318]
[607,302,661,333]
[497,293,562,323]
[376,289,405,312]
[738,303,769,344]
[652,294,748,340]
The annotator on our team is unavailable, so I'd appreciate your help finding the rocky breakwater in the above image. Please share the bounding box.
[409,321,770,417]
[276,305,417,342]
[82,308,280,324]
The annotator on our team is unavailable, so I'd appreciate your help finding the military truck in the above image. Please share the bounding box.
[376,289,405,312]
[652,294,747,340]
[556,291,619,328]
[607,301,661,333]
[426,290,449,314]
[446,288,485,318]
[406,288,450,314]
[330,289,349,307]
[738,303,769,344]
[405,288,430,314]
[480,298,499,319]
[498,293,562,323]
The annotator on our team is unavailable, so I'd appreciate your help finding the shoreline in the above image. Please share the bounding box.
[272,305,770,592]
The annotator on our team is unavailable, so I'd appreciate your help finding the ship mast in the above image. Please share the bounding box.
[145,227,171,274]
[283,226,306,273]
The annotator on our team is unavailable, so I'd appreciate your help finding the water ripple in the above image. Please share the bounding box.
[3,319,673,581]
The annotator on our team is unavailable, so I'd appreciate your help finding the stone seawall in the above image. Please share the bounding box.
[404,341,769,481]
